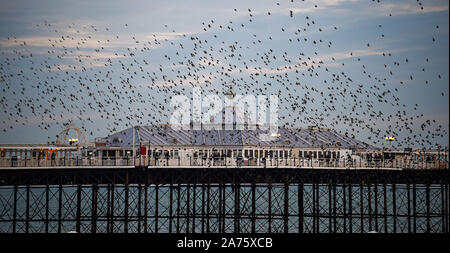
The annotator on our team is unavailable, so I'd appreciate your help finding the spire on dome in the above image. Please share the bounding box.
[224,84,236,100]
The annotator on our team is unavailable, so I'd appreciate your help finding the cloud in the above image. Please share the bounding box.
[144,32,191,42]
[0,34,133,71]
[145,74,216,88]
[286,0,448,17]
[279,0,360,15]
[0,35,110,49]
[0,112,103,128]
[322,48,383,61]
[234,46,407,75]
[47,61,107,72]
[380,2,449,16]
[0,31,161,51]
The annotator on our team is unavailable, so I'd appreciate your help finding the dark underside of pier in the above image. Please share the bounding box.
[0,167,449,233]
[0,167,448,186]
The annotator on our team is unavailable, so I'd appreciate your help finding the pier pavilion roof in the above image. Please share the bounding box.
[102,105,376,149]
[103,125,376,150]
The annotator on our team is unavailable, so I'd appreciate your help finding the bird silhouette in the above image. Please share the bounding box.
[0,2,447,151]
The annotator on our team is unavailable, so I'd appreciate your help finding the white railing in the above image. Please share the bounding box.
[1,156,448,170]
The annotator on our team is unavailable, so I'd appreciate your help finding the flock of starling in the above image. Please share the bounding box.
[0,0,447,150]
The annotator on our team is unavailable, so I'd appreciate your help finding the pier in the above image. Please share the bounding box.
[0,133,448,233]
[0,165,448,233]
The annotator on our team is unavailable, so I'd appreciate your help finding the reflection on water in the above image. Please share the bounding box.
[0,184,447,233]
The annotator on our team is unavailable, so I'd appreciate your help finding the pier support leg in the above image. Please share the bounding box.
[413,184,416,233]
[124,175,129,233]
[383,184,387,233]
[298,184,303,234]
[202,184,206,233]
[91,184,97,233]
[426,184,430,233]
[144,184,148,233]
[169,184,173,233]
[154,185,159,233]
[76,184,81,233]
[13,185,17,233]
[393,184,397,233]
[234,184,240,234]
[268,184,272,233]
[284,183,289,233]
[45,184,49,233]
[374,183,378,232]
[58,184,62,233]
[251,183,256,233]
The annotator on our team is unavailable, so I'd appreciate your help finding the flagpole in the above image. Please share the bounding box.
[132,98,136,165]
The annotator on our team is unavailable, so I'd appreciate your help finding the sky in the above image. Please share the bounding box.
[0,0,448,149]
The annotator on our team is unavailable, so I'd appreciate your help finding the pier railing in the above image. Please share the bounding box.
[0,156,448,169]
